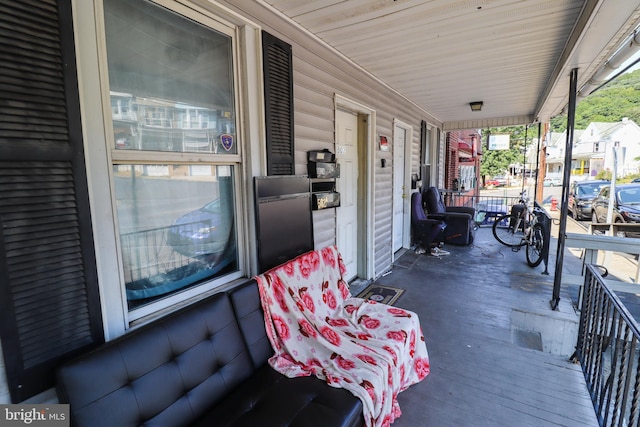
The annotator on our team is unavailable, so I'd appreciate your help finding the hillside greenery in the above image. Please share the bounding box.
[481,69,640,179]
[551,69,640,131]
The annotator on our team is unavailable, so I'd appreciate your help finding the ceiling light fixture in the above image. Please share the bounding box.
[469,101,483,112]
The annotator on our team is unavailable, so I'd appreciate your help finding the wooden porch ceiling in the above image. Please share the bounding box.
[260,0,640,130]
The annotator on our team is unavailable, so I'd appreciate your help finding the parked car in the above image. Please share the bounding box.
[485,176,507,188]
[568,180,610,220]
[167,199,233,258]
[543,177,562,187]
[591,183,640,236]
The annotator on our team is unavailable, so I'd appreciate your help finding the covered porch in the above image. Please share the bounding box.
[361,224,597,426]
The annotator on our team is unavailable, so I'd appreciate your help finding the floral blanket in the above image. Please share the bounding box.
[255,246,429,427]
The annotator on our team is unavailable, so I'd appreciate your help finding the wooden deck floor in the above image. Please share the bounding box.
[372,227,598,426]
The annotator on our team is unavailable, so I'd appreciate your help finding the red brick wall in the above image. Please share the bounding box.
[445,130,480,197]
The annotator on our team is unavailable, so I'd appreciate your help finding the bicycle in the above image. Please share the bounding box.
[491,191,546,267]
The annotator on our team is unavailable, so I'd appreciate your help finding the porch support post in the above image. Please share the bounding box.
[551,67,578,310]
[534,121,542,203]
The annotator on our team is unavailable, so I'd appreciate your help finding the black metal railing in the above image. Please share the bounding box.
[120,224,192,284]
[575,264,640,426]
[444,194,525,226]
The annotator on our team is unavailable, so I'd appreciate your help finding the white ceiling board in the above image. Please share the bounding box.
[256,0,640,128]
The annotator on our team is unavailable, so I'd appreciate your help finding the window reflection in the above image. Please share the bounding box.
[113,164,237,309]
[111,94,236,153]
[105,0,236,154]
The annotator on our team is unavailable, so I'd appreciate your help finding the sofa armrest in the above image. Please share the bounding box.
[427,211,471,221]
[425,213,447,221]
[446,206,475,216]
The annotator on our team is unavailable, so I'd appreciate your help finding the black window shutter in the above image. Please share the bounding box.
[0,0,104,402]
[420,120,427,164]
[262,31,294,175]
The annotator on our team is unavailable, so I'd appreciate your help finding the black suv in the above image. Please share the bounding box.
[568,180,610,220]
[591,184,640,231]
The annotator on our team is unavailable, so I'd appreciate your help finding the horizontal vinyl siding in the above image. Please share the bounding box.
[220,0,442,277]
[312,209,335,250]
[294,31,437,276]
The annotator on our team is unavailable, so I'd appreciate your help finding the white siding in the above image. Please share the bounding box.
[220,0,442,277]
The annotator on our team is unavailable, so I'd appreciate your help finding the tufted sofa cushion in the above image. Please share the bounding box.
[228,279,273,368]
[57,293,252,427]
[57,280,364,427]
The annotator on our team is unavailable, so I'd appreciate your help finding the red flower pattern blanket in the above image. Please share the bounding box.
[255,246,430,427]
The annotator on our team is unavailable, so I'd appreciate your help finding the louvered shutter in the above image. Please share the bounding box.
[420,120,427,164]
[0,0,103,402]
[262,31,294,175]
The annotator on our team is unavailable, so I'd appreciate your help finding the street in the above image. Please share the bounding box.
[480,183,639,284]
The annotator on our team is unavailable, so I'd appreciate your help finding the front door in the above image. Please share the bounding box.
[336,109,359,280]
[392,125,407,252]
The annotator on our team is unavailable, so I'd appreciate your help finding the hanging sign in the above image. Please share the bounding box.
[488,134,510,150]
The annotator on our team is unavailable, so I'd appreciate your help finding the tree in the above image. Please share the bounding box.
[480,125,539,179]
[551,69,640,132]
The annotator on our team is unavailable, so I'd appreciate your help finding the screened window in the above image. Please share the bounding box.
[458,164,476,190]
[104,0,241,313]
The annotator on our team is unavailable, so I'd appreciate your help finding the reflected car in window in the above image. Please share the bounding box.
[568,180,610,220]
[167,199,233,258]
[591,183,640,236]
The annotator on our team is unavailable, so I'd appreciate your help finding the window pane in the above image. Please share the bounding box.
[458,165,476,190]
[104,0,237,154]
[114,164,238,309]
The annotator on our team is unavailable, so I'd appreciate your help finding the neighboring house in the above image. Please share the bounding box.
[544,131,570,176]
[545,119,640,180]
[445,130,482,195]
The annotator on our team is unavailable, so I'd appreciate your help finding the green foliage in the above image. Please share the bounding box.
[595,170,612,180]
[551,69,640,132]
[480,125,539,178]
[482,70,640,181]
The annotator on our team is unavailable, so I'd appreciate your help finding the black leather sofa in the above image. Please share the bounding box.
[56,280,364,427]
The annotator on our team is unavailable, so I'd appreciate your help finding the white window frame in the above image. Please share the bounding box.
[74,0,264,338]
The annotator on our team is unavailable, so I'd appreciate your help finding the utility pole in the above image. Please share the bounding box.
[606,143,618,226]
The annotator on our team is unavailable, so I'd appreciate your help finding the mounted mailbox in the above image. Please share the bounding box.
[308,162,340,179]
[307,149,340,178]
[309,172,340,210]
[312,191,340,210]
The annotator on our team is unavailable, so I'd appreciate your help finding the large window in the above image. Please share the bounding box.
[104,0,241,314]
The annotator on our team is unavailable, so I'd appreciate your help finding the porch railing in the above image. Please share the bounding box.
[120,225,192,284]
[575,263,640,426]
[442,193,525,226]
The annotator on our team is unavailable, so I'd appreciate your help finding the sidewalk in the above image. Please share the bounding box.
[546,206,640,283]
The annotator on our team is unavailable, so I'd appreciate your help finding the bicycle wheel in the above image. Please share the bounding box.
[526,223,545,267]
[492,213,526,247]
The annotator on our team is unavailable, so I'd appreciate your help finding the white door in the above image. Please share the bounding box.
[392,125,406,252]
[336,109,359,280]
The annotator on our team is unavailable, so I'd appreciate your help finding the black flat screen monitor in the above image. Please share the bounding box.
[254,176,314,272]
